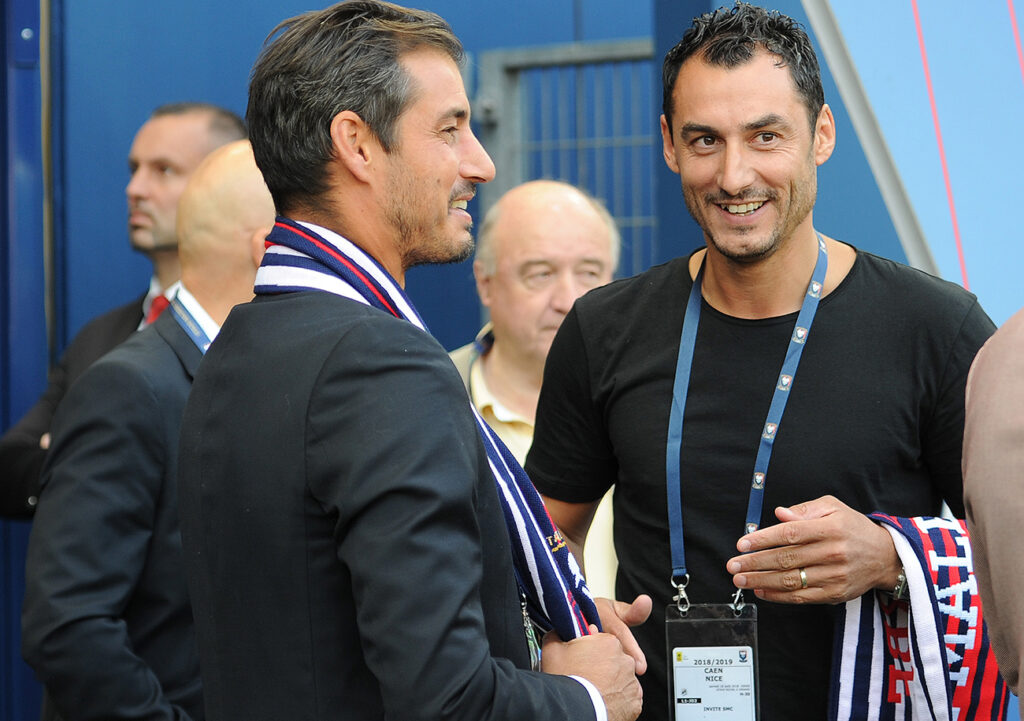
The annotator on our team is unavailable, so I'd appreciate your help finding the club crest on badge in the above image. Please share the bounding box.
[745,522,759,534]
[739,649,748,663]
[792,326,808,344]
[762,422,777,440]
[808,281,822,299]
[777,374,792,391]
[752,472,765,489]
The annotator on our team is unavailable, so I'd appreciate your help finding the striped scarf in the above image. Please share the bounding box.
[254,217,601,640]
[830,514,1008,720]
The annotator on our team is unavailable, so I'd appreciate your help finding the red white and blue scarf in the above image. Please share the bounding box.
[254,217,601,640]
[830,514,1008,720]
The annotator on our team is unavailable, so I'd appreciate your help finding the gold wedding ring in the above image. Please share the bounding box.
[799,568,808,589]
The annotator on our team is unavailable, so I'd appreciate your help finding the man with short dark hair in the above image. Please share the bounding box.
[528,4,1000,720]
[0,102,246,518]
[177,3,644,721]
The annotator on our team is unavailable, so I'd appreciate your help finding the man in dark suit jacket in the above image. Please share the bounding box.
[177,3,646,721]
[0,102,247,519]
[21,140,274,721]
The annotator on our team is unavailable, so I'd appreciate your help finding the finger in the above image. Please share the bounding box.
[600,601,649,675]
[541,629,561,651]
[727,544,809,575]
[614,594,653,627]
[751,587,830,605]
[773,494,844,523]
[737,512,841,554]
[732,567,814,593]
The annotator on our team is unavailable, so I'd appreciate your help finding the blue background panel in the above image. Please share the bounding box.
[827,0,1024,325]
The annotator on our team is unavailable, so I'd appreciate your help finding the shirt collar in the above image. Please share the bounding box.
[173,282,221,343]
[468,356,533,427]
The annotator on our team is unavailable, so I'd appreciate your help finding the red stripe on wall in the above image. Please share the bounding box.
[1010,0,1024,87]
[911,0,970,290]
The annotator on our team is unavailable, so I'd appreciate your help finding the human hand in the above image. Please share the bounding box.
[541,626,643,721]
[595,595,652,675]
[725,495,902,604]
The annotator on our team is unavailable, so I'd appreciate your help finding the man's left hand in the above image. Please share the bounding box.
[595,595,652,675]
[725,495,902,605]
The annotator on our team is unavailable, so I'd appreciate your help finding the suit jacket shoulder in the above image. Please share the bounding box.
[22,311,204,721]
[0,293,146,518]
[180,292,592,721]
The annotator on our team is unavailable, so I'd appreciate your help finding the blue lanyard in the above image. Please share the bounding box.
[168,294,213,355]
[665,234,828,608]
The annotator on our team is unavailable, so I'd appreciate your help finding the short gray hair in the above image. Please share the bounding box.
[475,182,621,275]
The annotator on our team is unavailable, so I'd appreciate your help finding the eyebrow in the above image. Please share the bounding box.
[680,122,716,137]
[440,106,469,123]
[744,113,790,131]
[679,113,792,137]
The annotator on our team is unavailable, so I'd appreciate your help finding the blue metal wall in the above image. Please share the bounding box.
[54,0,652,355]
[2,0,45,718]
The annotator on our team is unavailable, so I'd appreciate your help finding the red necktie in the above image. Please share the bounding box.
[145,295,170,325]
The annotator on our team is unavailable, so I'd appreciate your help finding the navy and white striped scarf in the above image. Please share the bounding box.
[829,514,1008,720]
[254,217,601,640]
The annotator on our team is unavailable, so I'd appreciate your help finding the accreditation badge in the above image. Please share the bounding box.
[665,604,759,720]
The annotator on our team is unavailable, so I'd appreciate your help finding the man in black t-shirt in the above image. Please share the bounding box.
[526,4,995,720]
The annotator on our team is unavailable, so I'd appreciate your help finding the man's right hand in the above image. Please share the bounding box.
[540,626,643,721]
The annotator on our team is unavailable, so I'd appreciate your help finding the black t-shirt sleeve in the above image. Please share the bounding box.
[921,297,996,516]
[527,306,617,503]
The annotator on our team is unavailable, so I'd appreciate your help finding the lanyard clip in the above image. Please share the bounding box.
[730,588,745,614]
[671,573,691,615]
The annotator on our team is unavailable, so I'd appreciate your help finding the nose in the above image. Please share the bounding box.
[126,168,148,202]
[550,273,581,315]
[717,142,754,197]
[461,127,496,184]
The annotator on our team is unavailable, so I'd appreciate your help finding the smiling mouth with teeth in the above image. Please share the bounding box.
[450,199,469,211]
[721,201,765,215]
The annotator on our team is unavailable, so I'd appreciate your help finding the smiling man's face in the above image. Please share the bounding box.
[381,47,495,270]
[660,49,834,263]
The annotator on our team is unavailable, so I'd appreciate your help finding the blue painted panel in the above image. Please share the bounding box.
[2,0,47,717]
[828,0,1023,325]
[58,0,654,353]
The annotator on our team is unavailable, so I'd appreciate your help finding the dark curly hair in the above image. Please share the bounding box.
[662,2,824,136]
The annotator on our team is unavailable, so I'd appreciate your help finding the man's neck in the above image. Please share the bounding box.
[693,230,852,319]
[480,342,544,423]
[290,203,406,288]
[179,275,253,327]
[151,250,182,293]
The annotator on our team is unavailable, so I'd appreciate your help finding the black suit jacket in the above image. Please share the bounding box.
[178,292,594,721]
[0,294,144,518]
[22,310,203,721]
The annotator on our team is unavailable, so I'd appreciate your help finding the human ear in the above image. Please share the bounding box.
[813,104,836,166]
[329,110,377,183]
[660,115,680,174]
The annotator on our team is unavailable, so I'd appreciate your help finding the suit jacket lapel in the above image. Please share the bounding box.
[152,312,204,381]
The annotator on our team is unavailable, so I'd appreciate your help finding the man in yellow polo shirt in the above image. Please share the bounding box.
[450,179,620,596]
